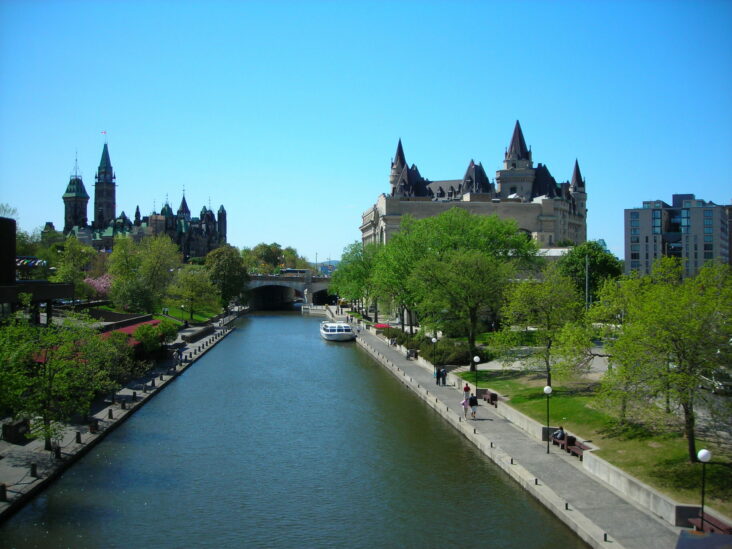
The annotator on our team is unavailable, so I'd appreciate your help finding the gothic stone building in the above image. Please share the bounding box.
[361,121,587,248]
[52,143,226,259]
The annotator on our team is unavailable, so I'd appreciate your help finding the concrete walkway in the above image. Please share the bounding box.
[354,326,682,549]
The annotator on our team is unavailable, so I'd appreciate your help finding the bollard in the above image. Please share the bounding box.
[121,400,127,410]
[132,391,137,401]
[75,431,82,444]
[510,458,514,464]
[0,483,6,502]
[490,441,494,448]
[565,502,569,510]
[30,463,38,478]
[108,408,113,419]
[603,534,608,542]
[534,478,539,485]
[151,378,155,387]
[159,373,164,381]
[54,446,61,460]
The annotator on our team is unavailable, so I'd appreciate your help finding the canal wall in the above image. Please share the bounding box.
[0,311,243,524]
[356,336,623,549]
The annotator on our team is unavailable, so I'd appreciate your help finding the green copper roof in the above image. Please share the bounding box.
[161,203,174,216]
[62,176,90,199]
[99,143,112,170]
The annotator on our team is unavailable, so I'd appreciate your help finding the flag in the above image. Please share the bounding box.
[101,130,107,135]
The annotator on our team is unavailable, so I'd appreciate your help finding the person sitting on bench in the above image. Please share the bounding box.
[553,426,565,440]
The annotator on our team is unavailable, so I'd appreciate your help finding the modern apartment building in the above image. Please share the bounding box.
[624,194,730,277]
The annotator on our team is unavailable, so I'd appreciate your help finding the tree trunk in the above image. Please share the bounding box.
[374,298,378,324]
[399,307,405,331]
[43,418,52,451]
[468,308,477,371]
[682,400,697,462]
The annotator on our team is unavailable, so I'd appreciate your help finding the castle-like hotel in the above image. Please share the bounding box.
[361,121,587,248]
[47,143,226,259]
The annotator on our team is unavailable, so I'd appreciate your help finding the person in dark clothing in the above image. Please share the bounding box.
[468,393,479,419]
[440,368,447,386]
[553,426,565,440]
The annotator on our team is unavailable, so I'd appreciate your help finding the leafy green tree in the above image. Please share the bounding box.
[205,245,249,306]
[329,242,379,317]
[133,323,162,355]
[50,236,96,299]
[410,249,514,364]
[592,259,732,462]
[557,240,622,306]
[168,266,220,320]
[499,262,584,384]
[0,315,113,450]
[108,235,181,312]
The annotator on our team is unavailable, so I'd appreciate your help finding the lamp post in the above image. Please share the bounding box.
[474,355,480,394]
[544,385,553,454]
[432,337,438,379]
[698,448,712,532]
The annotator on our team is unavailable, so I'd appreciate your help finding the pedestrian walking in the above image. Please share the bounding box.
[463,383,470,401]
[461,397,470,419]
[469,393,479,420]
[441,368,447,386]
[435,366,440,385]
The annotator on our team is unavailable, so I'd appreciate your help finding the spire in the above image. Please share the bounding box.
[394,138,406,168]
[99,143,112,171]
[178,195,190,216]
[570,159,584,190]
[506,120,530,161]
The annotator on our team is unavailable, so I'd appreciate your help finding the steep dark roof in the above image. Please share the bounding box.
[99,143,112,170]
[161,202,174,217]
[394,139,406,169]
[178,195,190,215]
[461,160,493,194]
[506,120,530,160]
[570,159,584,189]
[63,176,89,199]
[531,163,559,199]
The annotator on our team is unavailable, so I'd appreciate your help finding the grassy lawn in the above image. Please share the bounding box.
[93,303,220,324]
[459,369,732,517]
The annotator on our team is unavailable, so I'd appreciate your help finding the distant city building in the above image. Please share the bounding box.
[49,143,227,259]
[624,194,730,277]
[361,121,587,248]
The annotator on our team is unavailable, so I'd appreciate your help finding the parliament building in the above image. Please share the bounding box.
[48,143,227,259]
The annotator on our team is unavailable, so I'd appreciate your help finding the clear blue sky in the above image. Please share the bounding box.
[1,0,731,261]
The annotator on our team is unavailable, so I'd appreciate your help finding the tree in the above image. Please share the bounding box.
[168,266,220,320]
[0,314,114,450]
[557,240,622,306]
[205,245,249,306]
[410,249,514,360]
[329,242,380,319]
[592,259,732,462]
[0,203,18,219]
[50,236,96,299]
[108,235,181,312]
[499,262,584,384]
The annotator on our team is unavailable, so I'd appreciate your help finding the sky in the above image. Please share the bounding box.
[1,0,731,262]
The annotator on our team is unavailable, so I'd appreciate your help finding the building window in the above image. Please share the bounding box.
[704,252,713,259]
[704,227,712,234]
[704,243,713,251]
[630,211,639,218]
[631,252,639,260]
[652,210,661,218]
[631,219,640,227]
[653,227,661,234]
[631,228,639,235]
[704,218,713,226]
[631,244,639,251]
[704,235,712,242]
[704,209,713,217]
[631,236,639,243]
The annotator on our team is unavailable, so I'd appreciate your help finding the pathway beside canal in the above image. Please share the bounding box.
[351,320,681,549]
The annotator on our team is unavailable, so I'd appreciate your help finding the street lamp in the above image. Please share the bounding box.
[698,448,712,532]
[474,355,480,394]
[544,385,553,454]
[432,337,438,379]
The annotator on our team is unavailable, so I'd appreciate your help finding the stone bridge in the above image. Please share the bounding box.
[247,274,331,308]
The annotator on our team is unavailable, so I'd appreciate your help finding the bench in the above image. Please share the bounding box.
[567,437,591,461]
[688,513,732,535]
[406,349,418,359]
[481,391,498,407]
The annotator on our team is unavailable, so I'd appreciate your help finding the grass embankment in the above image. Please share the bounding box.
[459,369,732,517]
[97,303,220,324]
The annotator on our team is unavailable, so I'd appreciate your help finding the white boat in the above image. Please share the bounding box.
[320,321,356,341]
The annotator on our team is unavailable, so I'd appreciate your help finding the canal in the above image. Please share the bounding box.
[0,313,587,548]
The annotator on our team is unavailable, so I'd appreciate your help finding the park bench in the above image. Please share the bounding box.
[688,513,732,535]
[567,437,591,461]
[481,391,498,407]
[406,349,418,360]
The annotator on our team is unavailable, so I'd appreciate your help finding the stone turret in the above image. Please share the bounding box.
[62,160,90,233]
